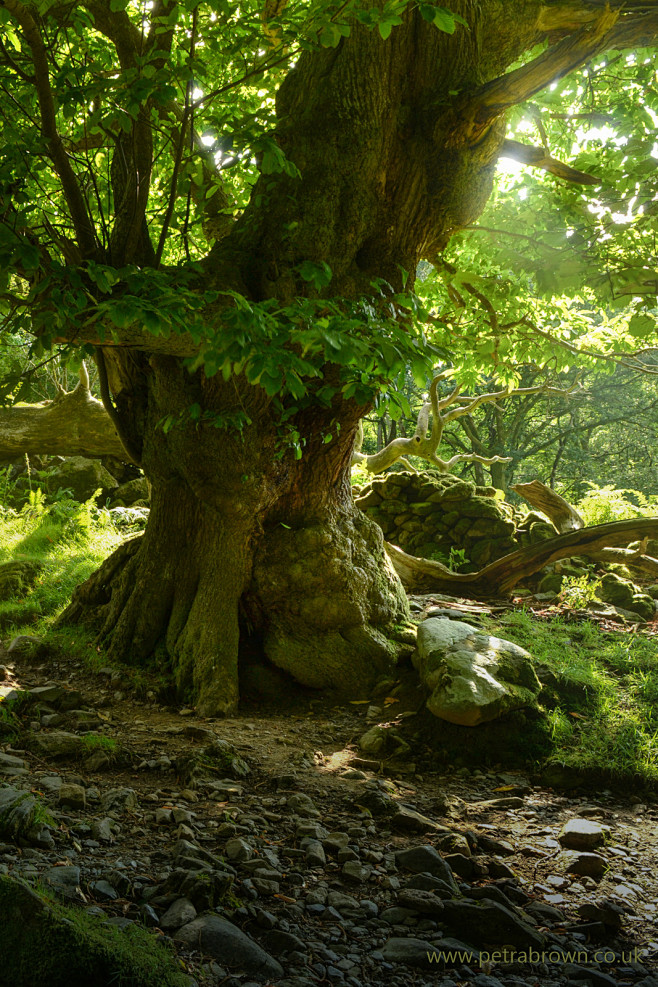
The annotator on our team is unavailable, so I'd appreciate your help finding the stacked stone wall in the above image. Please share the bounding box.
[354,472,515,566]
[354,472,558,567]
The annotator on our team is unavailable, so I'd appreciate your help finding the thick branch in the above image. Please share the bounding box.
[352,375,580,476]
[386,517,658,596]
[500,139,600,185]
[460,5,658,139]
[0,379,126,459]
[592,547,658,579]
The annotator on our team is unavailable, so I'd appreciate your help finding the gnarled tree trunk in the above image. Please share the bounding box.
[61,355,408,714]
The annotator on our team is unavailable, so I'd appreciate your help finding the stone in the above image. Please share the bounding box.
[101,788,138,814]
[391,805,447,833]
[302,838,326,867]
[260,930,307,955]
[160,897,197,931]
[58,783,86,810]
[0,752,26,771]
[597,573,636,609]
[558,818,609,850]
[578,898,625,929]
[175,914,283,978]
[46,456,118,502]
[441,899,545,948]
[226,836,254,861]
[415,618,541,726]
[394,846,459,892]
[90,818,115,843]
[0,874,190,987]
[342,861,372,882]
[26,731,81,759]
[358,726,388,754]
[397,888,445,915]
[559,850,608,878]
[381,937,445,968]
[110,477,150,507]
[287,792,318,815]
[0,786,52,843]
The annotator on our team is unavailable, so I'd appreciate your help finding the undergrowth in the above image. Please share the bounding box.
[0,495,123,639]
[2,477,658,790]
[489,609,658,788]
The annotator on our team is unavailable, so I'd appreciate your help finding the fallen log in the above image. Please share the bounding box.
[0,368,125,460]
[386,517,658,596]
[510,480,584,533]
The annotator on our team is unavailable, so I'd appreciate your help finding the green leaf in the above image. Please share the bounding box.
[433,8,457,33]
[628,313,655,339]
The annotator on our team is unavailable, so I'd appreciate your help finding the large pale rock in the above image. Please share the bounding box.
[415,618,541,726]
[559,818,610,851]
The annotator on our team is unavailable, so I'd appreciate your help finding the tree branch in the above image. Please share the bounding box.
[0,377,126,459]
[500,138,600,185]
[460,4,658,140]
[387,517,658,596]
[4,0,97,257]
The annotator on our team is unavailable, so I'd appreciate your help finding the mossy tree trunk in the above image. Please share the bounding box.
[59,3,638,712]
[62,354,408,714]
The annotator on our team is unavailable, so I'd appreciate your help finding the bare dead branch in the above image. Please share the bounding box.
[387,517,658,596]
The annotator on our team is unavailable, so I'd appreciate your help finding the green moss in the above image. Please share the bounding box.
[79,734,118,754]
[0,875,189,987]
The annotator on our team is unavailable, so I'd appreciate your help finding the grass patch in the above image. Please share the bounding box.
[79,734,118,754]
[486,609,658,788]
[0,498,123,641]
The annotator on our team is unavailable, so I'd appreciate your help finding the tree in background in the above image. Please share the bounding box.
[1,0,658,713]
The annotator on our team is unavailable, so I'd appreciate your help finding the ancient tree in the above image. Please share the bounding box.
[1,0,657,713]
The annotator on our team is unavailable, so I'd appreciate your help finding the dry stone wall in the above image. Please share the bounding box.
[354,472,557,567]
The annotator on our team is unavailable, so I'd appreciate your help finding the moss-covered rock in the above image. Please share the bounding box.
[538,573,563,595]
[414,618,541,726]
[597,573,636,609]
[630,594,656,621]
[109,477,150,507]
[0,560,43,601]
[0,875,189,987]
[46,456,118,502]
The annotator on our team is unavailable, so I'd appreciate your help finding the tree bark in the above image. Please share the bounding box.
[387,517,658,596]
[51,1,658,712]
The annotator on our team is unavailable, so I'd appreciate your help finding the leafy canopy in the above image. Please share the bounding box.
[0,0,656,419]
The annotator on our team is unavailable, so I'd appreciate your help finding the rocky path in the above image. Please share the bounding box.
[0,636,657,987]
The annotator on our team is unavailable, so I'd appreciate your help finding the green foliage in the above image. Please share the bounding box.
[79,734,118,754]
[560,574,601,609]
[489,611,658,786]
[576,484,656,526]
[0,492,122,633]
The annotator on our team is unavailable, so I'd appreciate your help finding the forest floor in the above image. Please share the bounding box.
[1,594,657,987]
